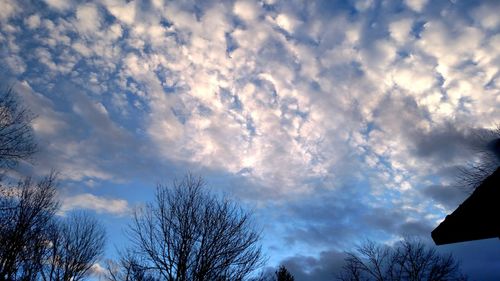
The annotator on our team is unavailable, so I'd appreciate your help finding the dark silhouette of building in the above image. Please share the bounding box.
[432,167,500,245]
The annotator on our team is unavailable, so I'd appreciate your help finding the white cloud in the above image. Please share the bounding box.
[233,0,261,22]
[275,14,301,34]
[11,82,139,182]
[392,58,436,94]
[61,193,129,215]
[32,115,66,136]
[43,0,74,11]
[34,47,58,71]
[5,55,26,74]
[418,22,484,69]
[25,14,41,29]
[472,2,500,30]
[75,3,101,33]
[107,23,123,40]
[389,18,413,43]
[403,0,428,13]
[72,41,92,57]
[354,0,374,11]
[0,0,19,21]
[90,263,106,277]
[105,0,136,25]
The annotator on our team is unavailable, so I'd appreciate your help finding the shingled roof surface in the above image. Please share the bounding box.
[432,167,500,245]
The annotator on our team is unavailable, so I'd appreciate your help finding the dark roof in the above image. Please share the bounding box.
[431,167,500,245]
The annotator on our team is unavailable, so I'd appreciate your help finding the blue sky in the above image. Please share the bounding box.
[1,0,500,279]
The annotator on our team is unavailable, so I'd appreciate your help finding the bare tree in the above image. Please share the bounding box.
[275,266,294,281]
[338,238,467,281]
[0,173,58,280]
[114,174,263,281]
[248,265,295,281]
[0,175,106,281]
[393,239,465,281]
[0,87,105,281]
[106,253,158,281]
[338,255,362,281]
[338,241,391,281]
[458,126,500,191]
[41,212,106,281]
[0,88,37,170]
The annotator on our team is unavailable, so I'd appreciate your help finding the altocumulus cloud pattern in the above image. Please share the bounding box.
[1,0,500,279]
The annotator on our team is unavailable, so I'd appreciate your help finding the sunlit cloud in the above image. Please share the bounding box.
[60,193,129,215]
[1,0,499,279]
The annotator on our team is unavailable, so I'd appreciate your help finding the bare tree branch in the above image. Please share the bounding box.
[110,174,264,281]
[0,173,58,280]
[457,126,500,192]
[41,212,106,281]
[338,238,467,281]
[0,87,37,170]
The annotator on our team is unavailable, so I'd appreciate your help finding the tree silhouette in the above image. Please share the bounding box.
[110,174,263,281]
[0,175,106,281]
[0,88,37,170]
[338,238,467,281]
[41,212,106,281]
[106,253,158,281]
[458,126,500,191]
[0,174,58,280]
[0,86,105,281]
[275,266,294,281]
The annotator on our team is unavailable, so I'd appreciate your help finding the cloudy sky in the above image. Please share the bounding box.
[1,0,500,279]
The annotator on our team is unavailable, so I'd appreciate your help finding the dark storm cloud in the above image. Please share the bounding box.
[277,249,347,281]
[411,124,489,163]
[279,238,500,281]
[372,92,497,171]
[398,220,433,237]
[274,182,424,249]
[371,93,430,141]
[280,184,371,247]
[421,184,468,210]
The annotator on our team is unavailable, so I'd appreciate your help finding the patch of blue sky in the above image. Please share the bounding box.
[245,116,257,136]
[220,87,244,111]
[225,32,239,55]
[314,0,359,17]
[410,19,427,39]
